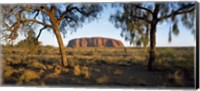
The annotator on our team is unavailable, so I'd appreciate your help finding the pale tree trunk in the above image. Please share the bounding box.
[53,23,68,67]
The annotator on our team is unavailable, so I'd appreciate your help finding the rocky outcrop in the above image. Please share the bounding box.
[67,37,124,48]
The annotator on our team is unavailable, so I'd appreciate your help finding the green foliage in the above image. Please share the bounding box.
[168,30,172,42]
[110,2,195,46]
[172,23,179,36]
[16,29,41,48]
[1,4,103,40]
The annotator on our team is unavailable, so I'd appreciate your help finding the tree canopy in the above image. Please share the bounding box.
[0,4,103,44]
[110,2,196,47]
[0,3,103,66]
[110,2,196,70]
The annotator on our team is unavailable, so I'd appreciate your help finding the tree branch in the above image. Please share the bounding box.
[50,4,56,14]
[42,4,49,11]
[135,5,153,14]
[4,6,18,19]
[69,7,94,16]
[2,22,13,32]
[10,22,17,30]
[27,10,40,30]
[2,16,20,33]
[65,16,78,24]
[35,26,47,42]
[132,15,151,23]
[22,19,52,28]
[57,4,73,23]
[33,10,40,20]
[177,3,195,12]
[32,5,48,15]
[158,4,195,21]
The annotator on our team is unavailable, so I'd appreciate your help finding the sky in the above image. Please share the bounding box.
[14,4,196,47]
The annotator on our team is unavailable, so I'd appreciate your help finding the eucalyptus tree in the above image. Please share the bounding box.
[1,4,103,67]
[110,2,196,70]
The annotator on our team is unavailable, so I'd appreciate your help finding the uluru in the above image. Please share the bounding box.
[67,37,124,48]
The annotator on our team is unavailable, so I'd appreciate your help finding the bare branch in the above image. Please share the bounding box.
[33,10,40,20]
[27,10,40,30]
[32,5,48,15]
[35,26,47,42]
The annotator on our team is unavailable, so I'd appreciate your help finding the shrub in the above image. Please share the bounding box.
[28,61,46,70]
[81,66,90,79]
[19,70,40,82]
[73,65,81,76]
[4,70,15,78]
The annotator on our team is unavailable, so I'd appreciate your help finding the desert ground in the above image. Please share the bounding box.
[1,46,195,88]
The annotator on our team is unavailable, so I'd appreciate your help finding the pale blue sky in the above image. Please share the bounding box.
[14,4,196,47]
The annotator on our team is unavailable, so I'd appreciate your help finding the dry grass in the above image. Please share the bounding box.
[19,70,40,82]
[45,72,59,79]
[46,65,54,70]
[96,75,109,84]
[4,70,15,78]
[28,61,47,70]
[1,46,194,87]
[114,69,123,76]
[61,68,70,73]
[73,65,81,76]
[81,66,90,79]
[168,70,184,86]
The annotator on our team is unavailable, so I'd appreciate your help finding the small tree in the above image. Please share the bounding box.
[110,2,196,70]
[16,29,41,49]
[1,4,102,67]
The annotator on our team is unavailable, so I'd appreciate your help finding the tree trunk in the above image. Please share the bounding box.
[53,24,68,67]
[48,8,68,67]
[148,23,156,71]
[148,4,159,71]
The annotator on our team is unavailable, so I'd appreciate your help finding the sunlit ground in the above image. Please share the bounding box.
[1,46,194,88]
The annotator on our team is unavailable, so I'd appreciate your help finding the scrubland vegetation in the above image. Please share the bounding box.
[1,46,194,87]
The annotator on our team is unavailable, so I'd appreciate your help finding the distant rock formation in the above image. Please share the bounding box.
[67,37,124,48]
